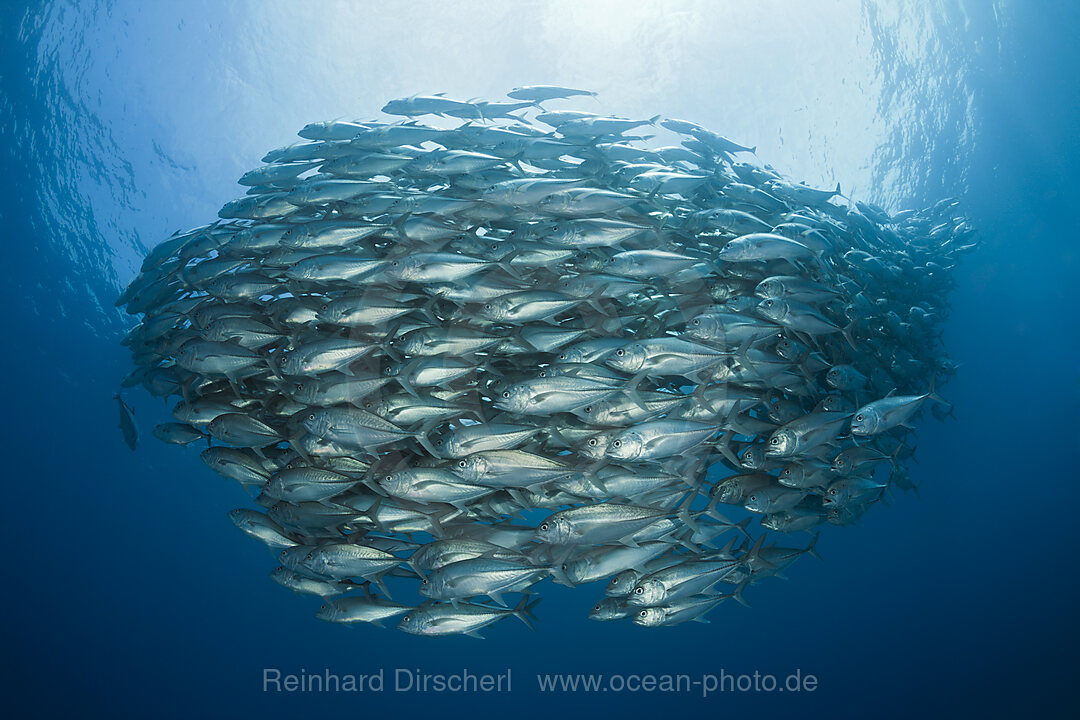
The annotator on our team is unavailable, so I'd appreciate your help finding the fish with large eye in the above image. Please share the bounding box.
[118,89,966,634]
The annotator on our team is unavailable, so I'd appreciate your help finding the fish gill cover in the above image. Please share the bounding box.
[116,87,974,636]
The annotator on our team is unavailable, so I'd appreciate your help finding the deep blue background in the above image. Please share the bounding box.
[1,2,1077,718]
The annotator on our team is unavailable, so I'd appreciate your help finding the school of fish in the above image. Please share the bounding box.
[116,86,974,636]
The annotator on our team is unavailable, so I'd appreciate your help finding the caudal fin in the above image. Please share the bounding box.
[805,532,822,561]
[513,595,541,630]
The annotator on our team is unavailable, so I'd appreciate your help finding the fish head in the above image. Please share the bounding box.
[439,432,468,459]
[379,472,410,497]
[534,515,573,544]
[605,570,639,597]
[545,221,577,247]
[766,429,796,457]
[744,491,770,513]
[277,546,304,570]
[453,455,486,483]
[576,250,608,273]
[577,432,611,461]
[262,476,285,500]
[850,407,880,435]
[716,241,736,260]
[559,557,592,586]
[606,431,644,462]
[279,351,303,377]
[314,603,339,622]
[316,302,347,324]
[381,359,405,380]
[201,447,227,469]
[572,399,609,424]
[226,508,249,528]
[381,99,411,115]
[710,478,737,504]
[416,574,438,599]
[300,409,329,439]
[755,277,784,298]
[206,415,227,437]
[825,367,843,388]
[397,609,432,635]
[686,314,721,342]
[775,336,799,360]
[298,549,325,575]
[632,607,666,627]
[289,379,318,405]
[479,298,512,322]
[627,579,665,606]
[818,395,854,413]
[477,238,512,262]
[756,298,788,322]
[589,598,627,621]
[555,274,589,298]
[605,343,646,374]
[406,154,440,174]
[174,342,198,370]
[394,330,427,357]
[385,256,419,282]
[760,514,784,532]
[830,453,850,474]
[740,444,764,469]
[278,225,310,248]
[822,484,845,507]
[493,384,532,414]
[269,567,291,586]
[777,464,801,486]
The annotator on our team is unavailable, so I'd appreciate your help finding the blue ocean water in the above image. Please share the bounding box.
[1,1,1077,717]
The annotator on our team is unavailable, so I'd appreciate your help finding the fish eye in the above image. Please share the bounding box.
[384,475,393,482]
[560,564,568,570]
[692,318,700,325]
[421,579,428,585]
[856,414,863,421]
[634,587,643,595]
[584,406,592,413]
[639,610,647,617]
[613,440,621,447]
[588,439,597,446]
[458,460,467,468]
[502,391,510,398]
[615,349,624,356]
[391,261,399,267]
[539,371,547,377]
[770,437,778,444]
[402,616,409,622]
[307,413,316,421]
[540,523,549,531]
